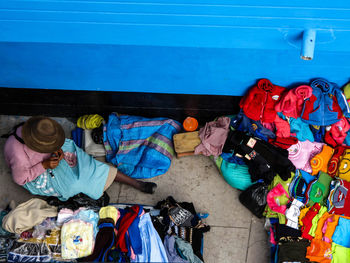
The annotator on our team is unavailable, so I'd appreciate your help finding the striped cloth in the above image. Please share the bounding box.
[104,113,181,179]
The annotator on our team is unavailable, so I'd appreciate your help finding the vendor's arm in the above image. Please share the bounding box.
[4,136,50,185]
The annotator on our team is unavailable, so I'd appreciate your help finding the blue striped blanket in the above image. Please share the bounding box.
[104,113,181,179]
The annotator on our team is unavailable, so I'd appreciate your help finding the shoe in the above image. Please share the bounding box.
[141,182,157,194]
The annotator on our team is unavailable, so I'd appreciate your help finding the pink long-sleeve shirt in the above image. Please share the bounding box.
[4,126,51,185]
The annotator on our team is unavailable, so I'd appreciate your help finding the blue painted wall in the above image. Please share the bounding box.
[0,1,350,95]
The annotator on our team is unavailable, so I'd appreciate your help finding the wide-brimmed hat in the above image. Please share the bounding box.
[22,116,65,153]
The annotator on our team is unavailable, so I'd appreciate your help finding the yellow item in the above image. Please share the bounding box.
[299,206,311,228]
[338,149,350,182]
[173,131,201,154]
[77,114,104,130]
[99,206,120,225]
[61,221,94,259]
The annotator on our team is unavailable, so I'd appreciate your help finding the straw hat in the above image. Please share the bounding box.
[21,116,65,153]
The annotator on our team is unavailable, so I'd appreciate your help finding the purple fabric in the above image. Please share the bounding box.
[195,117,230,157]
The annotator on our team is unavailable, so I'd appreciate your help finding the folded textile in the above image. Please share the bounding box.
[277,237,310,263]
[306,172,332,206]
[2,198,57,234]
[115,205,142,253]
[287,140,324,174]
[310,145,334,175]
[164,235,189,263]
[80,222,115,262]
[289,169,315,204]
[328,179,350,216]
[60,209,99,259]
[285,199,304,229]
[133,213,169,263]
[300,203,321,240]
[194,116,230,156]
[336,149,350,181]
[306,239,332,263]
[275,224,301,241]
[267,184,289,215]
[328,146,350,177]
[264,175,293,224]
[332,216,350,248]
[332,243,350,263]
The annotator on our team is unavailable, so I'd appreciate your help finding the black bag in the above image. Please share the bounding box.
[46,192,110,212]
[239,182,268,218]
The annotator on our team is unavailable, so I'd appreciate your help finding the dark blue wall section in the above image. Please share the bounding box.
[0,1,350,95]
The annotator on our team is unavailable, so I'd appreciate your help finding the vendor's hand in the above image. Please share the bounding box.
[54,149,64,161]
[42,156,60,170]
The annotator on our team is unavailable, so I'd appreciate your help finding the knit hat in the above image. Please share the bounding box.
[310,145,334,176]
[21,116,65,153]
[99,206,120,225]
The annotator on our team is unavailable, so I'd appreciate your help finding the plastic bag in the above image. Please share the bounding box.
[46,192,110,212]
[239,182,269,218]
[7,241,51,262]
[32,218,57,240]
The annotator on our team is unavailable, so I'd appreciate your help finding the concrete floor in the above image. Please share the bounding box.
[0,115,269,263]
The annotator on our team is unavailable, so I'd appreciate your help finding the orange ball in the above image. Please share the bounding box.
[183,117,198,132]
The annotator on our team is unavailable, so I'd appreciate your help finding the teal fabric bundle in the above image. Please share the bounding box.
[213,156,253,191]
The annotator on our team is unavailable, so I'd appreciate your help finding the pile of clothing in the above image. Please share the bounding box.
[0,195,209,262]
[209,78,350,262]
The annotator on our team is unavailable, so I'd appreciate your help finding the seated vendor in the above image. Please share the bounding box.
[3,116,157,201]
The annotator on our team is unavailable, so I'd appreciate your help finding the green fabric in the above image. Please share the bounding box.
[332,243,350,263]
[263,173,294,224]
[309,206,327,237]
[118,136,175,156]
[308,172,333,206]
